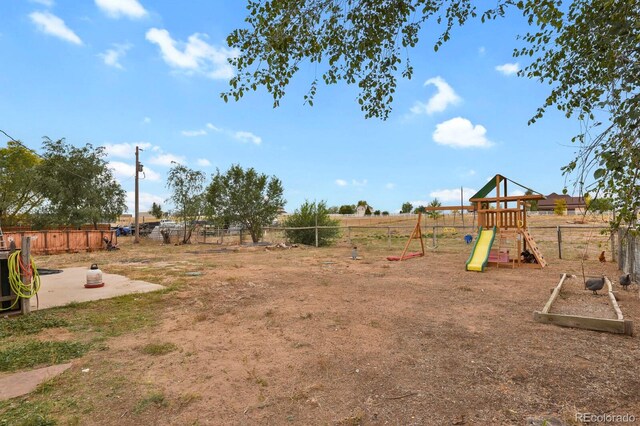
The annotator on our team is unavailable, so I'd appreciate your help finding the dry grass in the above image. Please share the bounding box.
[0,212,635,425]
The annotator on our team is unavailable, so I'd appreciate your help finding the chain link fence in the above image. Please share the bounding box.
[182,223,616,262]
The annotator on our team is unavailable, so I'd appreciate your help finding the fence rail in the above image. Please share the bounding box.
[182,223,616,262]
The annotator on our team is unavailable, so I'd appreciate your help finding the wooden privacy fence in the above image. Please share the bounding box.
[618,230,639,283]
[4,230,116,254]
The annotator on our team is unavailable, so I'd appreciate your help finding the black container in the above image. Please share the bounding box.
[0,251,19,312]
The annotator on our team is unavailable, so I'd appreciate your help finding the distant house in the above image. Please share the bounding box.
[537,193,586,213]
[355,205,373,216]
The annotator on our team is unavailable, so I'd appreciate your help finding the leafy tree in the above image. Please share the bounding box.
[327,205,340,214]
[357,200,368,207]
[38,137,126,229]
[149,202,164,219]
[364,206,372,216]
[166,163,206,244]
[373,210,381,216]
[206,164,285,243]
[0,141,44,226]
[413,206,426,214]
[517,1,639,231]
[588,197,614,220]
[338,204,355,215]
[524,189,538,212]
[401,202,413,214]
[584,193,593,210]
[382,211,389,216]
[283,200,340,246]
[227,0,639,232]
[554,199,567,216]
[426,198,442,220]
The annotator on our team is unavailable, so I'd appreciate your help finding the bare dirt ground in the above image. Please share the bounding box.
[23,235,640,425]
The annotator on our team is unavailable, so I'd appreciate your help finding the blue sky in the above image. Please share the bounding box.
[0,0,585,214]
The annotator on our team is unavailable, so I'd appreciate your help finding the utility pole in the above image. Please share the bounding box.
[134,146,142,243]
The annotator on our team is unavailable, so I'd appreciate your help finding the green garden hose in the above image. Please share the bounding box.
[2,251,40,311]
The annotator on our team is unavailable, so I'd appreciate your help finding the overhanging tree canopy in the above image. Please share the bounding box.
[226,0,639,231]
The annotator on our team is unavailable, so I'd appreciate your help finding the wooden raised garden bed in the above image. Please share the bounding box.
[534,273,633,336]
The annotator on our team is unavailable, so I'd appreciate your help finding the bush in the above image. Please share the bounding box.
[284,200,340,246]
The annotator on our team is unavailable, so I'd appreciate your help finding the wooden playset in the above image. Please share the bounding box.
[466,174,547,271]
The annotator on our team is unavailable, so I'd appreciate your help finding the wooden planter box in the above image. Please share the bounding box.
[534,274,633,336]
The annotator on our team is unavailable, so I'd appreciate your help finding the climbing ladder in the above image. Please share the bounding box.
[521,228,546,267]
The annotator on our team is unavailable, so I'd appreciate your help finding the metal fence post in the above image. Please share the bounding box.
[432,226,436,248]
[387,226,391,249]
[557,226,562,259]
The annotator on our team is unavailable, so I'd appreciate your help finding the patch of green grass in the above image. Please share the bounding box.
[0,340,90,372]
[55,291,167,338]
[0,312,69,339]
[133,392,167,414]
[139,342,178,356]
[0,399,56,426]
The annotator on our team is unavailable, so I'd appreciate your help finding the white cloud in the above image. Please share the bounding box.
[351,179,367,187]
[29,11,82,45]
[197,158,211,167]
[335,179,347,187]
[410,76,461,115]
[145,28,237,80]
[109,161,136,180]
[95,0,147,19]
[181,129,207,137]
[30,0,54,6]
[149,153,186,166]
[385,183,395,190]
[433,117,493,149]
[429,187,477,204]
[232,131,261,145]
[142,117,151,124]
[495,62,520,76]
[126,191,165,213]
[103,142,152,158]
[511,189,525,196]
[478,46,486,56]
[98,43,131,70]
[410,200,430,208]
[206,123,221,132]
[460,169,476,178]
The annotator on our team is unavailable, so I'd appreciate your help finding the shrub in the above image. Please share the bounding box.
[554,199,567,215]
[284,200,340,246]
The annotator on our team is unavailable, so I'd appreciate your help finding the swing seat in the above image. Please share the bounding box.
[386,252,423,261]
